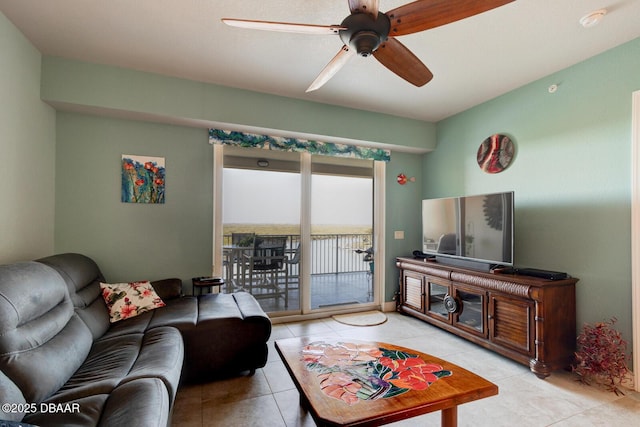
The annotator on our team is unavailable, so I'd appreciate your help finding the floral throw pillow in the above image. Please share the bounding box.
[100,281,166,323]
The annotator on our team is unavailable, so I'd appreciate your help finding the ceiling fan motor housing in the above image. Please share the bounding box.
[340,12,390,57]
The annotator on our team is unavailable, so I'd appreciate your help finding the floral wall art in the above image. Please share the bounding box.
[121,155,165,204]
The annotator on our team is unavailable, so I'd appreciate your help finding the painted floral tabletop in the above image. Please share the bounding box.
[301,340,452,405]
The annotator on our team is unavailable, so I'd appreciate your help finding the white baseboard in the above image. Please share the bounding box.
[382,301,397,313]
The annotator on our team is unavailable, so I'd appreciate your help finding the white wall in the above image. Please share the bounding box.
[0,12,56,263]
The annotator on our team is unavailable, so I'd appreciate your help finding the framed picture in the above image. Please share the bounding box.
[121,155,165,204]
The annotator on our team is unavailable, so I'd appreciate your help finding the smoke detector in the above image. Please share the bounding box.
[579,9,607,28]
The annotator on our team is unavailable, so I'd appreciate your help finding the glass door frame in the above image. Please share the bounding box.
[212,145,385,319]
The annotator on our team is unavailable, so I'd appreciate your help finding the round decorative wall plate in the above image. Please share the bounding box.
[477,134,515,174]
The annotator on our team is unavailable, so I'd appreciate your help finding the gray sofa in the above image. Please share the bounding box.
[0,253,272,426]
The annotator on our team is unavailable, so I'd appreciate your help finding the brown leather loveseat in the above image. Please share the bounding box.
[0,253,271,426]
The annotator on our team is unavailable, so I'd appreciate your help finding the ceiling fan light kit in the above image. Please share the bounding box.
[579,9,607,28]
[339,12,390,57]
[222,0,515,91]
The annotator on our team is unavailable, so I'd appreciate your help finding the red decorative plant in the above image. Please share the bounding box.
[572,317,630,394]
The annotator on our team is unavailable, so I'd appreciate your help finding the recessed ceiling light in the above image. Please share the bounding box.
[579,9,607,28]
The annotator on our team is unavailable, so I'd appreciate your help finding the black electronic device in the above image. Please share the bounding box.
[515,268,568,281]
[193,276,223,283]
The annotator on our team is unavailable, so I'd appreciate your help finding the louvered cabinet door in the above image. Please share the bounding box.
[488,293,535,357]
[402,271,425,313]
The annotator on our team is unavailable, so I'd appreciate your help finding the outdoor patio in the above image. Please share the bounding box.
[221,233,374,314]
[225,271,373,313]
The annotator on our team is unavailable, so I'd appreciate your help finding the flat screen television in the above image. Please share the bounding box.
[421,191,514,270]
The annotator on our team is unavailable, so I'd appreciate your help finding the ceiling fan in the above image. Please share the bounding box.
[222,0,515,92]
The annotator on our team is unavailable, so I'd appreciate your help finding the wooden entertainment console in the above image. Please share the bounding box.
[396,257,578,378]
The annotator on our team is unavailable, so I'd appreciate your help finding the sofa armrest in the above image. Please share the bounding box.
[232,292,272,340]
[151,278,183,301]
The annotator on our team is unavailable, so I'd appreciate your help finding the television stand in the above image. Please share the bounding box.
[396,257,578,378]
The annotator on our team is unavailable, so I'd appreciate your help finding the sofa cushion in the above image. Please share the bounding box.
[100,281,166,323]
[23,378,169,427]
[119,327,183,403]
[0,262,93,403]
[100,310,155,338]
[52,327,183,405]
[98,379,170,427]
[37,253,111,339]
[100,297,198,340]
[147,296,198,330]
[37,253,105,310]
[23,393,109,427]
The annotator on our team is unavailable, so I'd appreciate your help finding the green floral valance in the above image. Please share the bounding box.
[208,129,390,162]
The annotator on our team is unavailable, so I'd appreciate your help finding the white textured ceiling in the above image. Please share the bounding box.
[1,0,639,122]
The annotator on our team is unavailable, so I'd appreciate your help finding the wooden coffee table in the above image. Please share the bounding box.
[275,337,498,427]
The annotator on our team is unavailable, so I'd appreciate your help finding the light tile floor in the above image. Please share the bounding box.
[172,312,639,426]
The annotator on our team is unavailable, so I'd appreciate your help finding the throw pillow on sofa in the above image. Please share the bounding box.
[100,281,166,322]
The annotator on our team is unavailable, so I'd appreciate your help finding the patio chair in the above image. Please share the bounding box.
[285,243,300,289]
[244,235,289,308]
[225,233,256,289]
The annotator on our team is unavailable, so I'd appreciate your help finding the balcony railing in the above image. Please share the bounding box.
[223,233,372,275]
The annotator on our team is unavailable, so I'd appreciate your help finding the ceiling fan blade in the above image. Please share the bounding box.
[306,46,356,92]
[373,37,433,87]
[348,0,379,18]
[222,18,345,35]
[385,0,515,36]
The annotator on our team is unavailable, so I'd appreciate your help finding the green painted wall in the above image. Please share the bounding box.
[0,12,56,263]
[385,152,424,302]
[54,113,213,285]
[41,56,436,152]
[426,37,640,345]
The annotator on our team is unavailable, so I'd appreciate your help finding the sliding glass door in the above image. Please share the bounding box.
[217,146,378,317]
[310,159,374,309]
[221,148,301,314]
